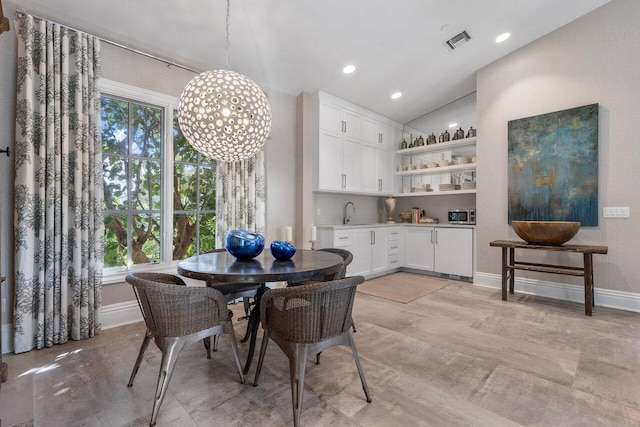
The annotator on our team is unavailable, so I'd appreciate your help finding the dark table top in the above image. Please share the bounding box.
[177,249,344,284]
[490,240,608,254]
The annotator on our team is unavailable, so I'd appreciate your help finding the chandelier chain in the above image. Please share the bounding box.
[225,0,230,70]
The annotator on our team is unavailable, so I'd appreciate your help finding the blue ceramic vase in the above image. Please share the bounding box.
[225,230,265,260]
[270,240,296,261]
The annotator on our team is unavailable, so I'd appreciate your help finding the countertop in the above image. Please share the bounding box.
[316,223,475,229]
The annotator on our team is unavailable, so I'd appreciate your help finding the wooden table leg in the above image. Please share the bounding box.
[509,248,515,294]
[584,253,593,316]
[501,248,508,300]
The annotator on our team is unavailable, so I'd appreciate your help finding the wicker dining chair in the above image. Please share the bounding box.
[126,273,245,427]
[253,276,371,427]
[287,248,353,286]
[209,248,263,314]
[287,248,356,364]
[206,248,265,350]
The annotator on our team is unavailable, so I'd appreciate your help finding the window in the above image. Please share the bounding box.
[100,80,216,281]
[172,111,217,259]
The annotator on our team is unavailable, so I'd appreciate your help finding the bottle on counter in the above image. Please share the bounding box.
[411,207,420,224]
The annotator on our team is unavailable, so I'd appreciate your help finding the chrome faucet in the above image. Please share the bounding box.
[343,201,355,224]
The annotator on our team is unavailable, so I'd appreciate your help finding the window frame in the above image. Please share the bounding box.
[100,79,191,284]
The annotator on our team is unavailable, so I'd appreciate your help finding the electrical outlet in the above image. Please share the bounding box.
[317,208,321,216]
[603,207,630,218]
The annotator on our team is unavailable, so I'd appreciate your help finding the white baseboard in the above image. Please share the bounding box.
[100,300,143,330]
[2,323,12,354]
[474,272,640,313]
[1,301,143,354]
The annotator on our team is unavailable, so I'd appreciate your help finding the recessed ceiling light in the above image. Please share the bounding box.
[343,65,356,74]
[391,92,402,99]
[448,123,458,128]
[495,32,510,43]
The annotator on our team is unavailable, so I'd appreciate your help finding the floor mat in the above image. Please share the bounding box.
[357,272,451,303]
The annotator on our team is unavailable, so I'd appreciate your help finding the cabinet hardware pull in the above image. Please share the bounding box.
[435,230,438,244]
[341,120,345,132]
[371,230,375,245]
[378,179,382,191]
[339,236,349,240]
[378,133,382,143]
[430,230,434,244]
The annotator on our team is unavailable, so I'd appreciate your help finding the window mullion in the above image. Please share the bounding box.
[163,106,176,263]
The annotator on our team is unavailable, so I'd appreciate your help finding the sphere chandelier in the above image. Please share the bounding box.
[178,0,271,162]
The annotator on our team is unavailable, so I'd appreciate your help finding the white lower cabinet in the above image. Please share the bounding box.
[402,227,435,271]
[403,226,473,277]
[316,225,472,279]
[349,228,388,276]
[316,226,391,277]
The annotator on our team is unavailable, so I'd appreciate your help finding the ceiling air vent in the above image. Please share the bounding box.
[444,29,473,51]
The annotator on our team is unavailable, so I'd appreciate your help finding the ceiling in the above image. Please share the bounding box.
[20,0,610,124]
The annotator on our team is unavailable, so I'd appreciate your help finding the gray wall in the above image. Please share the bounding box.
[0,2,297,319]
[476,0,640,293]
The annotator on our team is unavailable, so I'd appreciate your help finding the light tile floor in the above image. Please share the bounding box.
[1,273,640,426]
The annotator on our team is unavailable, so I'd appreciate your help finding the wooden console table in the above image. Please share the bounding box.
[490,240,608,316]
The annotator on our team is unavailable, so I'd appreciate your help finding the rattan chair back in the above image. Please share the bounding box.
[317,248,353,280]
[254,276,371,427]
[125,272,244,426]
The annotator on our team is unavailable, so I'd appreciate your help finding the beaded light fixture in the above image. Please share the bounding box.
[178,0,271,162]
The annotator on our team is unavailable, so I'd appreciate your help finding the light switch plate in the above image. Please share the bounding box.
[603,207,630,218]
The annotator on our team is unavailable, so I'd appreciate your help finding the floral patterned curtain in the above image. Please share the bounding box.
[13,13,103,353]
[216,151,266,246]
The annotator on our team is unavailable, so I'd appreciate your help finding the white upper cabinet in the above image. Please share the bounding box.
[319,98,362,139]
[314,91,402,195]
[363,117,402,150]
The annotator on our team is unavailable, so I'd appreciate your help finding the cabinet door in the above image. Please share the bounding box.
[343,109,363,140]
[318,131,344,191]
[363,117,380,146]
[361,145,378,193]
[434,228,473,277]
[349,229,373,276]
[342,137,362,192]
[378,122,395,149]
[319,101,343,133]
[377,148,394,193]
[402,227,435,271]
[370,228,389,274]
[387,126,403,150]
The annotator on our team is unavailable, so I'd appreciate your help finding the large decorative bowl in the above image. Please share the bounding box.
[270,240,296,261]
[512,221,580,246]
[225,230,265,260]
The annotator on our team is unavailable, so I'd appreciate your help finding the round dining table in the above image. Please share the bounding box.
[177,249,344,373]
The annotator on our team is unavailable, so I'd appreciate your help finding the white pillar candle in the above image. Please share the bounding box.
[311,226,317,241]
[286,226,293,242]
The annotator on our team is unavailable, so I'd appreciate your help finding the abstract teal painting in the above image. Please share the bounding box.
[508,104,599,226]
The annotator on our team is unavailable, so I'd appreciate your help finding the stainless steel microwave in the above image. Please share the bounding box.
[448,209,476,224]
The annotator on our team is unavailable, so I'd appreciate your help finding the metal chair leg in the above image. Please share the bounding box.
[290,344,309,427]
[253,329,271,387]
[348,332,371,402]
[203,337,212,359]
[150,338,184,426]
[128,329,153,387]
[213,335,220,352]
[226,323,245,384]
